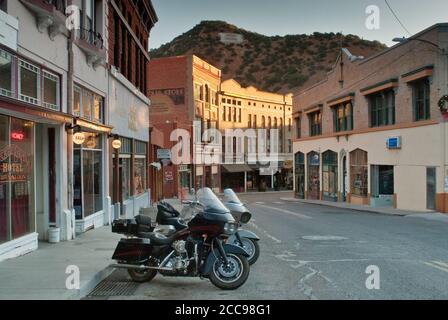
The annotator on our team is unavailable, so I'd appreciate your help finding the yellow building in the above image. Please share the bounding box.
[219,79,294,192]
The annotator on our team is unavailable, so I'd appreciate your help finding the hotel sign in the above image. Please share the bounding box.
[0,145,31,182]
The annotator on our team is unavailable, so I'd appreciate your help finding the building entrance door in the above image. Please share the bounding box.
[307,152,320,200]
[427,167,436,210]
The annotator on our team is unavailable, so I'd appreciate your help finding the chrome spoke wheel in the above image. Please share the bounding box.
[213,254,244,284]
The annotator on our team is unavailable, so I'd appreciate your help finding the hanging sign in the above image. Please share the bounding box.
[73,132,86,145]
[112,139,122,149]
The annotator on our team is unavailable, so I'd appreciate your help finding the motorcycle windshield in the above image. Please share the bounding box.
[197,188,230,214]
[223,189,242,204]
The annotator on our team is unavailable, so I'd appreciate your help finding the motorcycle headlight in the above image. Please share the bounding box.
[224,222,238,235]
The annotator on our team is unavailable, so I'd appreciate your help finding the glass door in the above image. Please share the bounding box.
[427,167,436,210]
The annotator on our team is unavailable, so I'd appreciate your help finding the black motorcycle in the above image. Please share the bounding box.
[111,188,251,290]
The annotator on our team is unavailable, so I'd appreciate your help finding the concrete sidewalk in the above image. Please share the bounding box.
[0,226,121,300]
[280,197,441,217]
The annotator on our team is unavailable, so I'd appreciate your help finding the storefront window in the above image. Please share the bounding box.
[120,157,131,201]
[307,152,320,200]
[350,149,368,197]
[0,49,13,98]
[19,60,40,105]
[322,151,338,201]
[0,115,35,243]
[74,133,103,219]
[134,140,147,196]
[295,152,305,199]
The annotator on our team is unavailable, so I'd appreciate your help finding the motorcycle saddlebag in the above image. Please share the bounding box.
[112,238,153,263]
[111,219,138,235]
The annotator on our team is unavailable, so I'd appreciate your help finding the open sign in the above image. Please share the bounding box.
[11,132,25,141]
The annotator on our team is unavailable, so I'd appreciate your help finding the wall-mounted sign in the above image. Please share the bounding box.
[157,149,172,160]
[386,137,402,149]
[149,88,185,105]
[111,139,122,149]
[164,170,174,182]
[73,132,86,145]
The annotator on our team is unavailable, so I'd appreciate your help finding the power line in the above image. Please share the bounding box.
[384,0,412,36]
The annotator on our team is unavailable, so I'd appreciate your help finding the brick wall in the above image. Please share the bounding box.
[293,26,446,139]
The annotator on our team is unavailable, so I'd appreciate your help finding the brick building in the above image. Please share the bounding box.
[292,23,448,212]
[106,0,157,218]
[148,55,221,199]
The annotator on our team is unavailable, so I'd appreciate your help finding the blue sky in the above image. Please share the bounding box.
[149,0,448,49]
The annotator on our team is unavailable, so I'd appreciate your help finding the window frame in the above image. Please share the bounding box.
[333,101,354,132]
[18,59,41,106]
[309,111,322,137]
[368,90,396,127]
[412,78,431,122]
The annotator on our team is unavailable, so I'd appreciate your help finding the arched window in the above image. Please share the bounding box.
[274,118,278,129]
[261,116,266,128]
[307,151,320,200]
[268,117,272,129]
[322,150,338,201]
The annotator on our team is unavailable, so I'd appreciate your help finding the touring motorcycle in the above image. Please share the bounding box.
[222,189,260,265]
[111,188,251,290]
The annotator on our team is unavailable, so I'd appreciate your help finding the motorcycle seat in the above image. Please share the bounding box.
[137,232,173,245]
[135,214,152,226]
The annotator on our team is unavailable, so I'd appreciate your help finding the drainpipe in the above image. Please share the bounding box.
[67,0,75,239]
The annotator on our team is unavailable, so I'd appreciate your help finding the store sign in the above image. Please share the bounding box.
[157,149,172,160]
[179,165,189,172]
[73,132,86,145]
[149,88,185,105]
[112,139,122,149]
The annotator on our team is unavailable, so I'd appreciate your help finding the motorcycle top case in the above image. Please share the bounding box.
[111,219,139,235]
[112,238,153,263]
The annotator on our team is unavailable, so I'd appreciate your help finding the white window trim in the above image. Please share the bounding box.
[18,59,40,105]
[0,49,14,98]
[43,70,60,111]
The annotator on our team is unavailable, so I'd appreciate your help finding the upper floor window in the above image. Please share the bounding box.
[412,79,430,121]
[253,115,257,128]
[288,118,292,132]
[194,83,202,101]
[333,102,353,132]
[248,114,252,128]
[368,90,395,127]
[309,111,321,137]
[0,49,61,111]
[294,117,301,139]
[73,85,104,123]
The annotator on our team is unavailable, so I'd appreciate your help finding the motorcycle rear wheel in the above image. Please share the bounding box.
[127,268,157,283]
[209,253,250,290]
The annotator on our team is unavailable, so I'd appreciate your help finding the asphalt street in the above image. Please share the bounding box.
[86,192,448,300]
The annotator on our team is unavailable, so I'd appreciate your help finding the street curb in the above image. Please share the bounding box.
[69,265,115,300]
[280,198,411,217]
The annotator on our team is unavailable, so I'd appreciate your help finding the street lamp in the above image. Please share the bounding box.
[392,37,446,54]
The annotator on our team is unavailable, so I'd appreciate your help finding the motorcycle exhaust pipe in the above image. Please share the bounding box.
[109,263,173,272]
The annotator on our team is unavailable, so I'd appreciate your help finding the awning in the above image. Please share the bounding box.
[222,164,253,173]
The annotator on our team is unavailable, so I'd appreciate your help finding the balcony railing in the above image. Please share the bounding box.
[77,28,104,50]
[75,28,106,68]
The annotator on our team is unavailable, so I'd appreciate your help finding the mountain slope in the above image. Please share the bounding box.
[150,21,387,93]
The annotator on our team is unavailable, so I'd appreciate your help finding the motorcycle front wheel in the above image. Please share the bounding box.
[238,238,260,265]
[209,253,250,290]
[127,267,157,283]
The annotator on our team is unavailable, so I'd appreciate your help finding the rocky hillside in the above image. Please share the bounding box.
[150,21,387,93]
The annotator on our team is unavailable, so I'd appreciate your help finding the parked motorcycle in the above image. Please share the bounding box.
[222,189,260,265]
[111,188,251,290]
